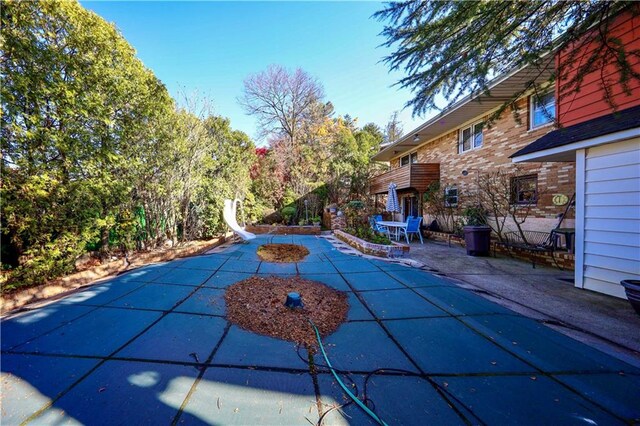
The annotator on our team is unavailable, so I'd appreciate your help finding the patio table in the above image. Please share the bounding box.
[377,220,407,241]
[551,227,576,253]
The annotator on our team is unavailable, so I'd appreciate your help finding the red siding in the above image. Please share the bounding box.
[556,9,640,127]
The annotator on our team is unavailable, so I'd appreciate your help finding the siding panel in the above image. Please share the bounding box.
[585,192,640,206]
[583,277,627,299]
[585,164,640,182]
[585,178,639,194]
[584,265,635,286]
[582,138,640,296]
[584,217,639,233]
[584,241,639,261]
[585,229,640,247]
[585,205,640,219]
[585,151,640,170]
[557,11,640,127]
[584,253,639,275]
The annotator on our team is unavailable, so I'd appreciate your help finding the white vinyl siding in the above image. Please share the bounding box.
[580,137,640,298]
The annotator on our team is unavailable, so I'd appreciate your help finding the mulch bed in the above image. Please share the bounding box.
[1,236,227,314]
[257,244,310,263]
[225,276,348,347]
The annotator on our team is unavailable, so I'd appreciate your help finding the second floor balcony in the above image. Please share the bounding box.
[369,163,440,195]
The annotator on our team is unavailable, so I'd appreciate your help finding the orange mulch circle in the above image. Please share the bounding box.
[225,276,348,347]
[257,244,310,263]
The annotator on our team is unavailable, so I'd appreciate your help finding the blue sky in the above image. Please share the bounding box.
[82,1,428,145]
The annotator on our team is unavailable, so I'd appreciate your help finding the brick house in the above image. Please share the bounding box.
[511,9,640,298]
[370,64,576,234]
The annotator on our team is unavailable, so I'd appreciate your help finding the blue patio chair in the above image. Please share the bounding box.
[399,217,423,244]
[373,214,383,222]
[370,217,390,238]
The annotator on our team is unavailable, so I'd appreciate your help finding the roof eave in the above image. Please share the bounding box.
[373,61,554,162]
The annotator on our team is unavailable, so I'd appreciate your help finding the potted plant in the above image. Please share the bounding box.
[620,280,640,315]
[462,205,491,256]
[311,216,321,226]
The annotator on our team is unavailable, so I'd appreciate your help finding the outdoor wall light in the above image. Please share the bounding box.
[413,134,420,142]
[462,169,469,176]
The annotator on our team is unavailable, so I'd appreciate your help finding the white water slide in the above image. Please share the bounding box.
[223,199,256,241]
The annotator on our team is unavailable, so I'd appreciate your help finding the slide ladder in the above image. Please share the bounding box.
[223,199,256,241]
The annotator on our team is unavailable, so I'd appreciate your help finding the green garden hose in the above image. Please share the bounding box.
[309,320,389,426]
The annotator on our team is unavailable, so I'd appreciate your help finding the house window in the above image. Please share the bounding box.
[400,152,418,166]
[444,186,458,207]
[511,175,538,204]
[530,91,555,129]
[459,122,483,153]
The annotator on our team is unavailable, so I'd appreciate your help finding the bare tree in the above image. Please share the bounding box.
[238,65,324,149]
[383,111,403,145]
[477,168,546,243]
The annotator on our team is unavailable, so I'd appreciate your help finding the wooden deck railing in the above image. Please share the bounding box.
[369,163,440,194]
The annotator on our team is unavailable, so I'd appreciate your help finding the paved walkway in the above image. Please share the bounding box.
[2,235,639,425]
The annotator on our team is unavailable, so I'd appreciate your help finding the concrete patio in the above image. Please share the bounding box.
[1,235,639,425]
[405,239,640,362]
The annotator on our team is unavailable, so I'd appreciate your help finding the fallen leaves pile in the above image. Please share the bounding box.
[256,244,310,263]
[225,276,348,347]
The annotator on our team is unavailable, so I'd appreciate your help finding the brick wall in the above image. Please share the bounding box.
[392,97,576,232]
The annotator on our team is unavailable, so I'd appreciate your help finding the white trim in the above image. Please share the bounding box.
[458,121,484,154]
[444,185,459,207]
[574,148,586,290]
[512,127,640,163]
[400,151,419,167]
[529,90,556,130]
[389,112,493,162]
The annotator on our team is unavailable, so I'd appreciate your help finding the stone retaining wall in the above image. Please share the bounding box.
[425,230,575,270]
[334,230,410,258]
[246,224,321,235]
[323,210,346,230]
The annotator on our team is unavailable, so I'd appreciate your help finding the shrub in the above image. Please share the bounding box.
[281,206,297,225]
[343,199,367,228]
[462,205,488,226]
[344,226,391,245]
